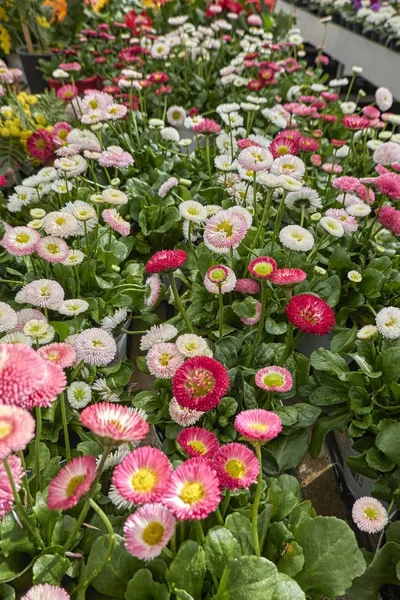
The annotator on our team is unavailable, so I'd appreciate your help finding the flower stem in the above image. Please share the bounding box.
[218,285,224,338]
[252,444,263,557]
[194,520,205,544]
[271,192,287,254]
[205,136,213,184]
[279,321,294,366]
[220,489,231,517]
[35,406,42,495]
[168,273,194,333]
[60,393,71,462]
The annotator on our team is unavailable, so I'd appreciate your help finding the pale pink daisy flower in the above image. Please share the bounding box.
[240,300,261,325]
[332,176,359,193]
[98,146,134,168]
[177,426,219,458]
[322,164,343,175]
[74,328,117,366]
[0,405,35,459]
[163,457,221,520]
[0,302,17,332]
[169,397,204,426]
[0,454,24,521]
[325,208,358,233]
[81,110,106,125]
[159,177,178,198]
[36,237,69,263]
[352,497,388,534]
[112,446,172,505]
[237,146,273,172]
[47,455,96,510]
[373,142,400,166]
[225,206,253,227]
[140,324,178,351]
[14,309,45,332]
[102,208,130,237]
[146,342,185,379]
[271,155,305,180]
[204,210,249,254]
[376,87,393,112]
[2,226,40,256]
[234,409,282,442]
[15,279,64,308]
[21,584,71,600]
[51,122,73,147]
[204,265,237,294]
[212,442,259,491]
[255,366,293,393]
[124,503,176,561]
[145,275,161,308]
[37,342,76,368]
[80,402,149,446]
[104,104,128,120]
[235,279,260,294]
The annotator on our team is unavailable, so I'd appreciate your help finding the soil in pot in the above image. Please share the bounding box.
[17,47,51,94]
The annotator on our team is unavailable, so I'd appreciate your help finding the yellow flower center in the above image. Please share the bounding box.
[47,243,60,254]
[278,146,289,156]
[159,353,173,366]
[0,420,12,439]
[209,268,226,283]
[56,217,66,225]
[132,468,157,492]
[180,481,205,504]
[283,164,295,171]
[89,100,99,109]
[187,440,207,455]
[142,522,165,545]
[187,208,199,216]
[216,221,233,237]
[364,507,378,520]
[254,263,273,276]
[249,423,268,432]
[92,340,104,347]
[225,459,245,479]
[15,233,30,244]
[185,368,215,397]
[66,474,86,497]
[262,373,284,388]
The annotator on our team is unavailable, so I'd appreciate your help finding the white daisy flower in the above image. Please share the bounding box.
[176,333,210,357]
[101,189,128,205]
[67,381,92,409]
[166,106,187,127]
[179,200,207,223]
[140,323,178,351]
[348,270,362,282]
[285,187,322,213]
[57,299,89,316]
[0,302,17,332]
[0,331,33,346]
[279,225,314,252]
[320,216,344,237]
[61,250,86,266]
[214,154,238,171]
[101,308,128,333]
[376,307,400,339]
[271,155,305,180]
[42,211,79,238]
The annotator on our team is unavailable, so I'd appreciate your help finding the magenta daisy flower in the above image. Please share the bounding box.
[240,300,261,325]
[146,342,185,379]
[352,497,388,534]
[248,256,277,279]
[124,503,176,561]
[36,237,69,263]
[163,457,221,520]
[80,402,149,446]
[26,130,54,162]
[332,176,359,193]
[21,584,71,600]
[102,208,130,237]
[255,366,293,392]
[0,405,35,458]
[285,293,336,335]
[234,409,282,443]
[0,454,23,521]
[168,397,204,426]
[51,122,73,147]
[268,268,307,286]
[177,426,219,458]
[235,278,260,294]
[204,210,249,254]
[25,359,67,409]
[37,342,76,368]
[204,265,237,294]
[377,206,400,236]
[342,115,371,130]
[2,226,40,257]
[145,250,187,274]
[212,442,259,491]
[172,356,230,411]
[112,446,172,505]
[47,455,96,510]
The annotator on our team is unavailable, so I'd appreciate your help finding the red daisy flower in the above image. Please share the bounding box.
[145,249,187,274]
[285,293,335,335]
[270,137,299,158]
[377,206,400,235]
[248,256,277,279]
[269,268,307,286]
[172,356,230,411]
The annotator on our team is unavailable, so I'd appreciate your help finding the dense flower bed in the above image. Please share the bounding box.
[0,2,400,598]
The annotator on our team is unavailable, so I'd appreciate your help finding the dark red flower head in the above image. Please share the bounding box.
[172,356,230,411]
[145,250,187,274]
[286,294,335,335]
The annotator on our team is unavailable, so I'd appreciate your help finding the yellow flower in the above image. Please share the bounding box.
[0,25,11,55]
[0,7,9,21]
[36,15,51,29]
[92,0,110,12]
[0,107,13,119]
[35,113,47,126]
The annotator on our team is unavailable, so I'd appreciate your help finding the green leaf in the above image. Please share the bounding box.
[265,317,287,335]
[376,421,400,465]
[294,516,363,597]
[232,298,258,319]
[309,386,348,406]
[386,522,400,544]
[310,349,349,374]
[49,321,71,341]
[347,542,400,600]
[166,541,206,600]
[277,541,305,577]
[380,347,400,383]
[33,491,61,544]
[174,592,194,600]
[204,527,241,579]
[225,513,254,555]
[309,413,351,458]
[0,553,28,583]
[0,513,35,557]
[313,275,341,306]
[267,475,301,521]
[328,247,353,271]
[88,534,142,598]
[0,583,15,599]
[125,569,170,600]
[33,554,70,586]
[272,573,306,600]
[213,556,278,600]
[51,516,77,547]
[359,268,385,298]
[266,431,308,473]
[330,326,357,353]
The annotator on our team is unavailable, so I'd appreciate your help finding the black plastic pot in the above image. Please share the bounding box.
[17,47,51,93]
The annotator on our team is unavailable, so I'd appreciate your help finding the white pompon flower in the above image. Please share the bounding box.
[352,497,388,534]
[61,250,86,266]
[42,211,79,238]
[0,331,33,346]
[146,342,185,379]
[74,328,117,365]
[0,302,17,332]
[57,299,89,316]
[67,382,92,409]
[140,324,178,351]
[270,155,305,180]
[160,127,180,143]
[159,177,178,198]
[320,216,344,237]
[376,307,400,340]
[167,106,187,127]
[357,325,378,341]
[179,200,207,223]
[15,279,65,308]
[348,270,362,282]
[176,334,210,357]
[279,225,314,252]
[169,397,204,426]
[101,308,128,332]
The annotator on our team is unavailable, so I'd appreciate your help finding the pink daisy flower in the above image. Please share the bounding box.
[47,455,96,510]
[204,210,249,254]
[74,328,117,366]
[98,146,134,168]
[0,454,23,521]
[332,176,359,193]
[36,237,69,263]
[322,164,342,175]
[286,293,335,335]
[342,115,371,130]
[113,446,172,505]
[212,442,259,491]
[172,356,230,412]
[375,173,400,201]
[270,137,298,158]
[237,146,273,172]
[193,119,221,135]
[269,268,307,286]
[57,85,79,101]
[168,397,204,427]
[235,279,260,294]
[352,497,388,534]
[25,359,67,409]
[299,136,319,153]
[248,256,277,279]
[21,584,71,600]
[240,299,261,325]
[124,503,176,561]
[163,457,221,520]
[59,62,82,72]
[255,366,293,392]
[234,409,282,442]
[377,205,400,235]
[145,275,161,308]
[80,402,149,446]
[51,122,72,147]
[2,226,40,256]
[325,209,358,233]
[204,265,236,294]
[0,405,35,459]
[146,342,185,379]
[37,343,76,368]
[145,249,187,274]
[26,130,53,162]
[177,426,219,458]
[102,208,130,237]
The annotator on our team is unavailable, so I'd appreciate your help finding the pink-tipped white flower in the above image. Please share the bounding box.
[177,426,219,458]
[80,402,149,446]
[112,446,172,505]
[159,177,178,198]
[15,279,64,308]
[255,366,293,393]
[271,155,305,180]
[146,342,185,379]
[37,342,76,368]
[325,209,358,233]
[124,503,176,561]
[212,442,259,491]
[204,209,249,254]
[47,455,97,510]
[204,265,237,294]
[102,208,130,237]
[21,584,71,600]
[376,87,393,112]
[163,457,221,520]
[36,237,69,263]
[74,328,117,366]
[140,324,178,351]
[2,227,40,256]
[145,275,161,308]
[0,405,35,459]
[237,146,273,172]
[42,212,79,238]
[169,397,204,426]
[352,497,388,534]
[0,302,17,332]
[234,409,282,443]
